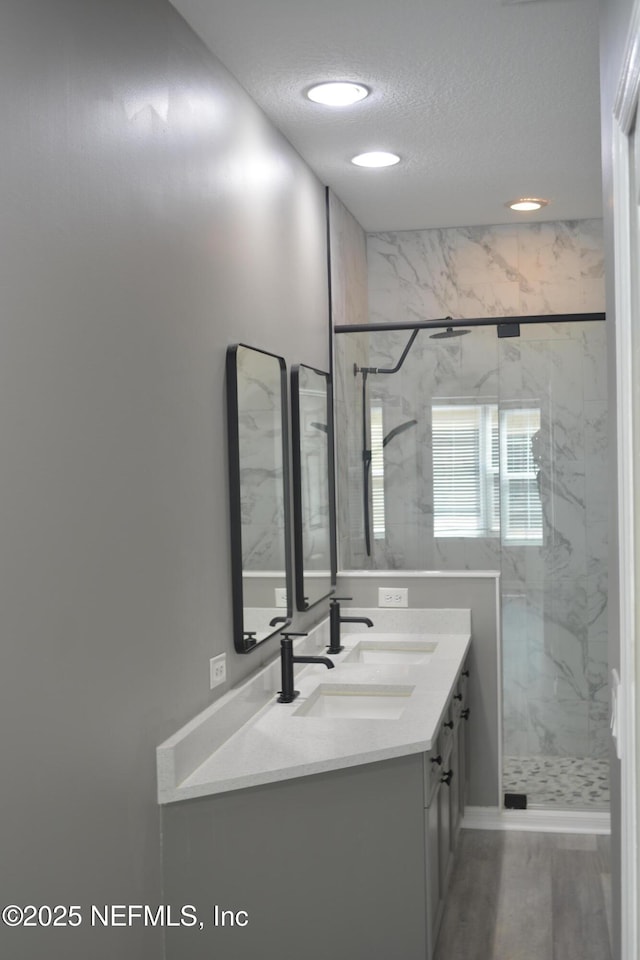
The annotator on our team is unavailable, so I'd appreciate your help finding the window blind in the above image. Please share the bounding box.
[500,408,542,542]
[373,400,543,545]
[370,404,385,539]
[432,404,498,537]
[432,402,542,542]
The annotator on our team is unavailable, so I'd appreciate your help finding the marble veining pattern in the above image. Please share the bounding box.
[366,220,604,325]
[335,219,608,795]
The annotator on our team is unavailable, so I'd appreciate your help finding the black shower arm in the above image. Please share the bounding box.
[356,325,428,376]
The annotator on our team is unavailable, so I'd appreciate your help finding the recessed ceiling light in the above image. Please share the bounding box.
[306,82,370,106]
[506,198,549,212]
[351,151,400,168]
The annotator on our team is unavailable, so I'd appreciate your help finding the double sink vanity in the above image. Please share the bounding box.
[158,607,472,960]
[157,343,484,959]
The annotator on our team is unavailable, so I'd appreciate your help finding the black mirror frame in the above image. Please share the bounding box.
[226,344,293,653]
[291,364,337,611]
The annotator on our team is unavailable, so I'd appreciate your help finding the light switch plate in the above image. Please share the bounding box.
[275,588,287,608]
[378,587,408,607]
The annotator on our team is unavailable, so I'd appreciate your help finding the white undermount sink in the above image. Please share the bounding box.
[342,639,437,665]
[293,683,415,720]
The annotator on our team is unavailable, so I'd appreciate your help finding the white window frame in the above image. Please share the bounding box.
[499,406,543,545]
[432,401,542,544]
[432,402,499,539]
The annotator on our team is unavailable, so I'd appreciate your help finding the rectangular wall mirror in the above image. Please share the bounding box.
[226,344,292,653]
[291,364,336,610]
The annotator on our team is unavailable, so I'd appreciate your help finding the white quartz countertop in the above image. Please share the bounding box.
[157,609,470,804]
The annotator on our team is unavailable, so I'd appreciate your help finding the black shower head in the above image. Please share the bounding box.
[429,326,471,339]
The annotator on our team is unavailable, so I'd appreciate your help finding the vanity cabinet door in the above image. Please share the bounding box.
[424,741,445,960]
[424,732,443,800]
[457,701,468,823]
[424,662,471,959]
[425,797,440,960]
[452,661,470,832]
[444,660,469,845]
[425,764,453,960]
[437,762,452,893]
[448,728,461,846]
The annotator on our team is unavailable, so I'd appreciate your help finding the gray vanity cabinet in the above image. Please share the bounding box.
[424,741,452,957]
[425,783,441,942]
[446,666,469,847]
[161,663,470,960]
[162,754,431,960]
[425,763,445,956]
[424,660,469,960]
[452,668,469,833]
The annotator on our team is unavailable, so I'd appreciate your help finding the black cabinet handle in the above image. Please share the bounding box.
[441,770,453,786]
[462,669,470,677]
[453,693,462,701]
[461,708,470,720]
[430,754,442,766]
[444,720,454,730]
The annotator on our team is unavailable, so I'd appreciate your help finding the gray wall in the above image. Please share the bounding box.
[0,2,330,958]
[599,2,635,958]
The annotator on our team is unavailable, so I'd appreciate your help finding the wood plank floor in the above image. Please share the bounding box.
[434,830,612,960]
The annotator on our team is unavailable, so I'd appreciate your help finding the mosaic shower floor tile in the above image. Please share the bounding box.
[503,755,610,808]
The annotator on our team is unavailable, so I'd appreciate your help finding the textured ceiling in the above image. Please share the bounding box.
[169,0,602,232]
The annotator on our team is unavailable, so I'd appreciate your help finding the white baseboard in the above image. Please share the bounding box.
[463,805,611,835]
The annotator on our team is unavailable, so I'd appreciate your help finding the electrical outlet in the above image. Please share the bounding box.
[378,587,408,608]
[275,587,287,608]
[210,653,227,689]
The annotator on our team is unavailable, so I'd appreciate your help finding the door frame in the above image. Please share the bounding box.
[612,3,640,956]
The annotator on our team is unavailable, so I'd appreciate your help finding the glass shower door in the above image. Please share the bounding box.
[499,322,609,808]
[334,318,609,810]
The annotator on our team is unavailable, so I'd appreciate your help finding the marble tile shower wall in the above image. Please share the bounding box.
[499,325,609,762]
[367,220,605,324]
[335,220,608,762]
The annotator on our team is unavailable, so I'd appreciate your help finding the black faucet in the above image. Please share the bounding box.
[269,616,290,628]
[277,633,335,704]
[328,597,374,654]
